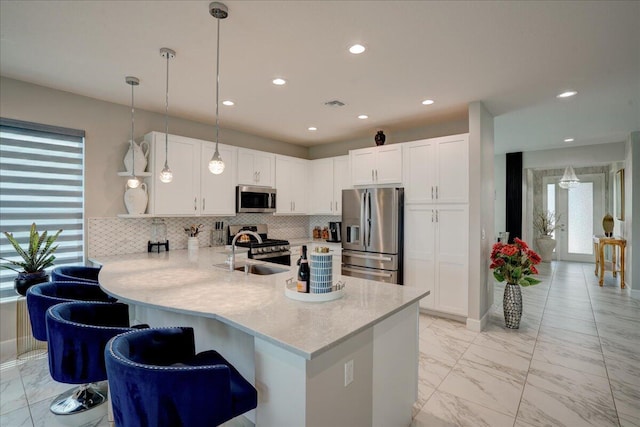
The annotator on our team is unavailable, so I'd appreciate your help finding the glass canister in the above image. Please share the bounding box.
[150,218,167,244]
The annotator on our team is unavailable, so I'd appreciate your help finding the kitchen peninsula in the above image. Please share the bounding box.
[96,247,428,427]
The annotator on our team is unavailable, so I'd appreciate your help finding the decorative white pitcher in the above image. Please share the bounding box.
[124,182,148,215]
[123,140,149,174]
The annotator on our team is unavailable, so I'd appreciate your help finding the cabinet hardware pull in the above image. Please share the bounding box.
[375,169,378,181]
[194,197,197,211]
[371,170,374,182]
[436,210,439,222]
[330,202,333,211]
[431,186,434,199]
[202,198,205,211]
[335,201,338,211]
[436,186,438,199]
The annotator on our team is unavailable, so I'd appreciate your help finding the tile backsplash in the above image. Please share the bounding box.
[88,214,341,257]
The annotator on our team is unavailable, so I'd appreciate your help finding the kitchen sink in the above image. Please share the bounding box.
[234,264,289,275]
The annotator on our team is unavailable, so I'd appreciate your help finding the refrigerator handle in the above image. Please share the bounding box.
[360,190,367,247]
[366,191,372,247]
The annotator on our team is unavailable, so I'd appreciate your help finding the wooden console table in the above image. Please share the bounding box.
[593,235,626,288]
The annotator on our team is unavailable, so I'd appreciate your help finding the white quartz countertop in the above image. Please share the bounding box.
[95,247,427,360]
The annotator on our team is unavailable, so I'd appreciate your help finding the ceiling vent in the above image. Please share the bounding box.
[324,100,346,107]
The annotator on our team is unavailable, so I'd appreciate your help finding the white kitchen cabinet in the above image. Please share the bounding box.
[350,145,402,186]
[403,134,468,204]
[200,141,237,215]
[237,148,275,187]
[144,132,236,216]
[310,155,350,215]
[404,204,468,316]
[275,155,308,214]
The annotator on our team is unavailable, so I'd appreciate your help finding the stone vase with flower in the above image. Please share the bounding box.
[490,238,542,329]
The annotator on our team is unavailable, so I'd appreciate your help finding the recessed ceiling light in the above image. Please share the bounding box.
[272,78,286,86]
[557,90,577,98]
[308,127,317,131]
[421,99,434,105]
[349,44,366,54]
[358,114,368,119]
[564,138,574,142]
[222,100,234,106]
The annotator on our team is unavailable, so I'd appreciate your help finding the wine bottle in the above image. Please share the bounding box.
[297,245,310,293]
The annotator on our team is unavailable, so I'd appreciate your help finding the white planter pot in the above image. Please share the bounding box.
[535,236,557,262]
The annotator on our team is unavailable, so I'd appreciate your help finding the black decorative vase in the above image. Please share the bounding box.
[503,283,522,329]
[14,270,49,296]
[375,130,386,146]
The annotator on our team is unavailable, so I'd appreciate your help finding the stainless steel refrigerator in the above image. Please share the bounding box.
[341,187,404,284]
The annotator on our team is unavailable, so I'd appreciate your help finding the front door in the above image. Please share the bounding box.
[543,173,605,262]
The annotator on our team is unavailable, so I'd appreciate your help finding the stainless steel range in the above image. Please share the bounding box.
[227,224,291,266]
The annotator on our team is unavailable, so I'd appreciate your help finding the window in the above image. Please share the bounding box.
[0,118,85,300]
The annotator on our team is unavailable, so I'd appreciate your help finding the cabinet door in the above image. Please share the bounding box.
[254,152,274,187]
[435,136,468,203]
[311,158,334,215]
[201,142,236,215]
[434,205,469,316]
[151,136,200,216]
[375,145,403,184]
[404,205,435,309]
[404,140,436,204]
[237,150,256,185]
[332,156,350,214]
[275,156,292,214]
[350,148,376,186]
[290,158,308,213]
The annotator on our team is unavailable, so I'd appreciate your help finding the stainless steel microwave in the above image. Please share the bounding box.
[236,185,277,213]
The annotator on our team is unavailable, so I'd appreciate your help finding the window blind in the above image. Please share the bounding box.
[0,118,85,300]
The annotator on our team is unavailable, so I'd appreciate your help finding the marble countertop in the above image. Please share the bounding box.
[96,247,427,359]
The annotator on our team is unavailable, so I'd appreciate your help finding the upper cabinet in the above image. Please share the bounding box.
[403,134,468,204]
[275,155,309,215]
[310,155,350,215]
[237,148,275,187]
[144,132,236,216]
[350,144,402,186]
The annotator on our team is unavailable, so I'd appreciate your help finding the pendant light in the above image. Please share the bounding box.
[559,166,580,189]
[159,47,175,183]
[126,76,141,189]
[208,2,228,175]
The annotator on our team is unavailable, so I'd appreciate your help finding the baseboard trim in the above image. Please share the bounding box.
[419,308,466,324]
[466,305,492,332]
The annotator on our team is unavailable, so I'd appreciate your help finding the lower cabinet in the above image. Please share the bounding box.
[404,204,468,316]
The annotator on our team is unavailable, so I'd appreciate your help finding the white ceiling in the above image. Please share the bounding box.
[1,1,638,154]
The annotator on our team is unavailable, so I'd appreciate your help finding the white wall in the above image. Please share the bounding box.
[523,143,626,169]
[626,132,639,297]
[494,154,506,236]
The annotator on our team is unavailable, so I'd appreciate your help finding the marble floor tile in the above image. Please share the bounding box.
[600,334,640,364]
[0,406,32,427]
[537,325,602,353]
[419,328,471,366]
[472,324,537,359]
[437,344,528,416]
[542,303,595,322]
[412,376,436,418]
[540,311,599,336]
[428,318,479,343]
[531,339,607,377]
[517,359,619,427]
[418,351,455,390]
[0,374,28,415]
[412,391,515,427]
[596,317,640,342]
[611,380,640,427]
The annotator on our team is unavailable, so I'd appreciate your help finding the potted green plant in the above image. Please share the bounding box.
[533,209,560,262]
[490,238,541,329]
[1,223,62,296]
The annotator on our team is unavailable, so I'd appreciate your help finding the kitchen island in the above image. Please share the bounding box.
[96,247,428,427]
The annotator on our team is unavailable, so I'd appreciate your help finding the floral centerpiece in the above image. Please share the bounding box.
[490,237,541,328]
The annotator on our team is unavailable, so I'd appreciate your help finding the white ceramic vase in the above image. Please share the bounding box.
[535,235,557,262]
[124,182,148,215]
[123,140,149,174]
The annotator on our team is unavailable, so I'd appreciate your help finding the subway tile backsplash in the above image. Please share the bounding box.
[88,214,340,257]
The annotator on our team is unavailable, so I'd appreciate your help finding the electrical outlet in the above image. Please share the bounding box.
[344,359,354,387]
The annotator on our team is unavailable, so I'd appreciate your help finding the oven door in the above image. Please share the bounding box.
[236,186,276,213]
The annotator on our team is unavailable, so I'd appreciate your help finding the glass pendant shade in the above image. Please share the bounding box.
[159,164,173,183]
[127,176,141,188]
[209,151,225,174]
[559,166,580,189]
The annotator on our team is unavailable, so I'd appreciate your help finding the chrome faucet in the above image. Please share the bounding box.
[229,230,263,271]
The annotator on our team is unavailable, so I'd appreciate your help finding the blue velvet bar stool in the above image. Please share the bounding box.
[105,327,258,427]
[51,266,101,284]
[45,301,143,415]
[26,281,117,342]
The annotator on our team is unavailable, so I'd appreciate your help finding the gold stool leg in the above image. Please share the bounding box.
[16,296,47,360]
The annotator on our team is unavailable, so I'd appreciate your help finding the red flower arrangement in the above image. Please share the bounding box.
[490,238,542,287]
